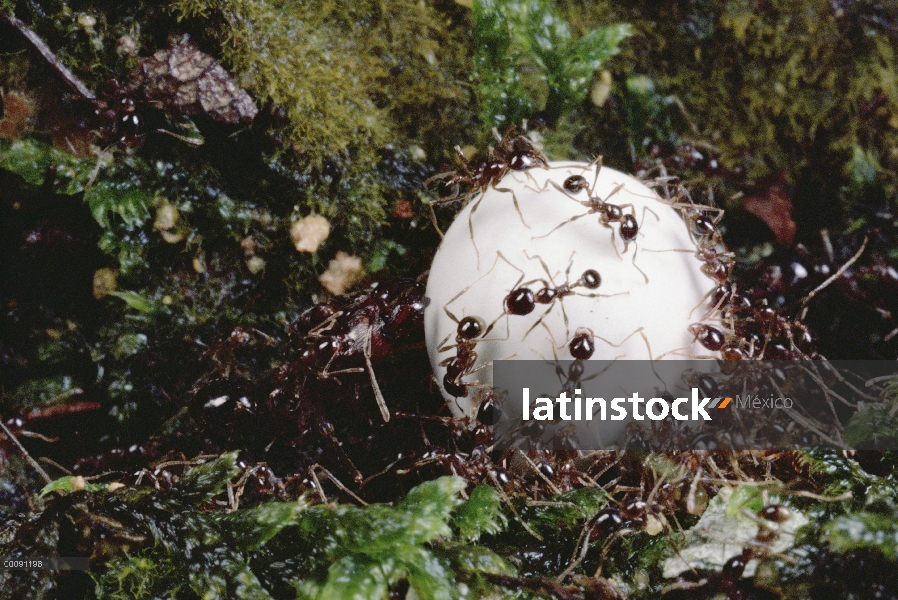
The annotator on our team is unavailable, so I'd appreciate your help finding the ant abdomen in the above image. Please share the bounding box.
[620,214,639,241]
[443,372,468,398]
[690,324,726,351]
[505,288,536,315]
[580,269,601,289]
[569,328,596,360]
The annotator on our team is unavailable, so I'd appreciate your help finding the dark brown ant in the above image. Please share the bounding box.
[536,169,634,247]
[438,315,502,399]
[537,161,657,282]
[429,127,549,207]
[509,251,621,340]
[427,127,549,265]
[286,278,429,421]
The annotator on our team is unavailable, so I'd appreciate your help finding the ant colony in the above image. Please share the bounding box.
[424,150,727,424]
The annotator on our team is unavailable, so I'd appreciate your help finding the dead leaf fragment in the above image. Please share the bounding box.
[291,215,331,253]
[137,38,258,124]
[393,199,414,219]
[93,268,118,299]
[319,251,364,295]
[743,177,796,246]
[0,91,36,140]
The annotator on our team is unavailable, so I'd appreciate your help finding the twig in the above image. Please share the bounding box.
[0,418,52,484]
[314,464,369,506]
[1,14,98,103]
[800,237,867,321]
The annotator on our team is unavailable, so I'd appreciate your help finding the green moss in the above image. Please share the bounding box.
[473,0,631,128]
[172,0,470,165]
[560,0,898,190]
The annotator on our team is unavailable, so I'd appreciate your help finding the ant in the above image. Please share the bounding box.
[536,160,657,282]
[438,313,507,400]
[505,251,624,340]
[535,166,635,248]
[655,180,733,283]
[287,278,429,422]
[427,126,549,265]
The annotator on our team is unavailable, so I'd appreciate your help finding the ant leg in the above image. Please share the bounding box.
[588,155,603,190]
[479,313,513,342]
[156,128,204,146]
[641,204,661,224]
[363,325,390,422]
[603,222,622,260]
[591,326,645,351]
[577,290,630,300]
[454,145,475,177]
[524,249,563,286]
[603,182,626,204]
[689,286,727,321]
[437,340,457,356]
[630,244,649,284]
[491,184,530,229]
[531,212,590,240]
[521,300,552,342]
[442,251,510,324]
[563,251,577,281]
[467,194,484,269]
[308,310,345,337]
[427,203,445,239]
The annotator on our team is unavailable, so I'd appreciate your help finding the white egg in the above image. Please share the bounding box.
[425,161,722,419]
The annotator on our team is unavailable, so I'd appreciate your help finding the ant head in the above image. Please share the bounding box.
[458,316,486,340]
[563,175,590,193]
[692,215,716,236]
[581,269,601,289]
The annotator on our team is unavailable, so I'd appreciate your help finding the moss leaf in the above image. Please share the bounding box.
[175,452,241,505]
[450,484,506,542]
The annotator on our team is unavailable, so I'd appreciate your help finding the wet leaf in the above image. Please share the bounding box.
[138,38,258,124]
[443,545,514,576]
[742,174,796,245]
[318,555,393,600]
[175,451,241,505]
[39,476,105,497]
[107,291,156,314]
[214,501,309,552]
[826,511,898,559]
[843,404,898,449]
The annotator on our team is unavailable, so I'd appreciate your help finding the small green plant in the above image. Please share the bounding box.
[473,0,631,128]
[21,454,513,600]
